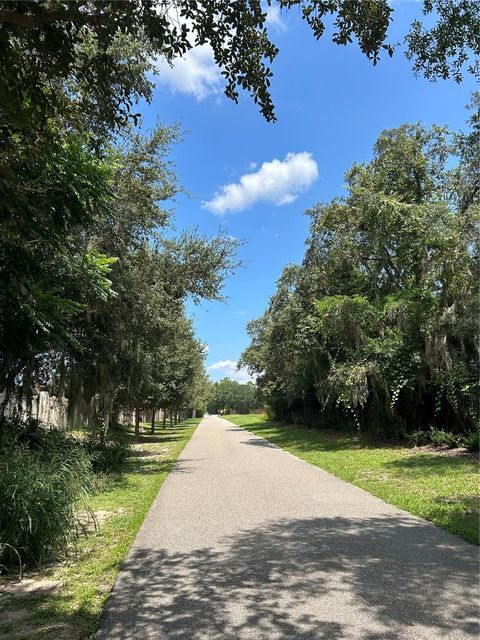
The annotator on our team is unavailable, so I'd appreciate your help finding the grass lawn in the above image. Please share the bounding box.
[226,414,479,545]
[0,418,200,640]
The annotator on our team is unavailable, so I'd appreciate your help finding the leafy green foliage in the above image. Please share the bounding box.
[0,130,116,399]
[463,429,480,452]
[241,101,479,436]
[428,428,462,449]
[82,434,131,474]
[0,0,278,129]
[1,122,239,436]
[0,2,244,430]
[0,0,240,579]
[406,430,432,447]
[406,428,462,449]
[0,420,94,568]
[73,126,238,432]
[0,0,476,140]
[280,0,394,62]
[406,0,480,82]
[207,378,259,414]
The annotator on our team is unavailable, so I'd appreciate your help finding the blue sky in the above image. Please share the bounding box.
[141,2,476,382]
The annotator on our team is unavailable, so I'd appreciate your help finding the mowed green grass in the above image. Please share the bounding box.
[227,414,479,545]
[0,418,200,640]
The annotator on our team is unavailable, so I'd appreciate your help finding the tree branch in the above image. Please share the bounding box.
[0,9,109,28]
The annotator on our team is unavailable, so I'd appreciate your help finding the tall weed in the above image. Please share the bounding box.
[0,420,94,568]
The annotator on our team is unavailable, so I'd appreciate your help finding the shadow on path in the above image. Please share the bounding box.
[97,514,479,639]
[241,437,279,448]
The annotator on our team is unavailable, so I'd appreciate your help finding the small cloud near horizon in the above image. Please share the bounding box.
[207,359,254,383]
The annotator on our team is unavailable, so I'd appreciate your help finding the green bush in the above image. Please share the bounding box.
[0,435,94,568]
[462,429,480,452]
[0,416,82,454]
[0,415,43,449]
[428,428,461,449]
[406,427,461,449]
[82,434,131,473]
[0,419,133,569]
[406,430,431,446]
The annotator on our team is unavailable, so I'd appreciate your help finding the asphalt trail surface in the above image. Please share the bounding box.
[97,415,479,640]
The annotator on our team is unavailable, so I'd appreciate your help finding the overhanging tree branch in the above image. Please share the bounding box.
[0,9,109,27]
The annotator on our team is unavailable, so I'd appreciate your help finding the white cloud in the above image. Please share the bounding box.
[265,4,287,32]
[153,4,285,101]
[207,360,254,383]
[155,44,222,100]
[208,359,237,371]
[203,152,318,215]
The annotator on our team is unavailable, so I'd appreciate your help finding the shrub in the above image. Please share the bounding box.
[0,438,94,568]
[82,434,131,473]
[406,427,461,449]
[428,428,461,449]
[265,405,277,421]
[0,419,132,569]
[462,429,480,452]
[0,416,83,455]
[406,430,430,446]
[0,415,44,449]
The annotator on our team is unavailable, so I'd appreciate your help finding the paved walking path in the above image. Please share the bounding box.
[97,415,479,640]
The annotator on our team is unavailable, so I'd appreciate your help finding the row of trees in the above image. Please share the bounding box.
[0,116,238,436]
[0,4,246,437]
[241,98,479,436]
[207,378,259,415]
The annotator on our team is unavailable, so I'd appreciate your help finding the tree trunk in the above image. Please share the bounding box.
[150,409,156,435]
[169,409,173,429]
[103,395,113,442]
[135,407,141,441]
[162,408,166,430]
